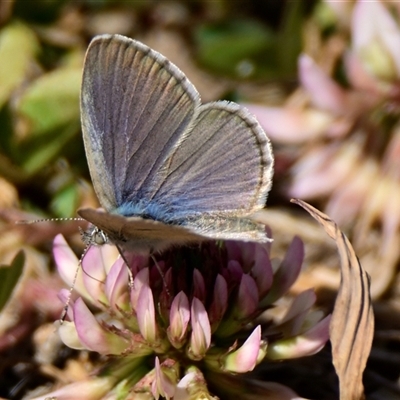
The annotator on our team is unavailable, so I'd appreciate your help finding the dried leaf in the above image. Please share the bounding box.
[291,199,374,400]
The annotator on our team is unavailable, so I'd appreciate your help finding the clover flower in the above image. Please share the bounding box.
[33,232,330,399]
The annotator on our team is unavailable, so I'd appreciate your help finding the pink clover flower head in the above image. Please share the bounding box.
[49,231,330,398]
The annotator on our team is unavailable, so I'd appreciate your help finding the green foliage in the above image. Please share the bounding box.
[0,251,25,313]
[18,68,81,137]
[194,18,276,79]
[194,2,304,80]
[0,23,39,108]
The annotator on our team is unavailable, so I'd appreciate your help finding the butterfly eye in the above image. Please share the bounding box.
[80,226,109,246]
[93,228,108,245]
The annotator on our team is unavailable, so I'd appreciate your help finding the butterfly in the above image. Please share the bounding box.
[78,34,274,253]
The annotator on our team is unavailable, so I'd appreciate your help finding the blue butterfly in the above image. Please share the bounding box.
[78,34,274,253]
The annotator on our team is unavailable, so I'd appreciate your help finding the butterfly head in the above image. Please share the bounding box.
[80,225,109,247]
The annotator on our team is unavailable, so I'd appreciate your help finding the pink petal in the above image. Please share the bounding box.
[81,245,109,304]
[282,289,316,324]
[324,0,353,26]
[236,274,259,319]
[344,51,383,94]
[352,0,383,50]
[159,267,174,319]
[105,257,129,311]
[224,326,265,372]
[226,240,256,270]
[382,127,400,174]
[131,267,149,311]
[353,0,400,76]
[74,297,127,354]
[278,289,318,336]
[57,288,75,321]
[267,315,331,359]
[208,274,228,332]
[325,161,377,225]
[244,104,334,144]
[53,234,87,298]
[383,188,400,253]
[128,253,149,276]
[225,240,242,262]
[289,141,359,199]
[151,357,176,400]
[168,291,190,348]
[29,377,114,400]
[189,297,211,359]
[262,236,304,305]
[224,260,243,288]
[192,269,205,302]
[57,320,85,350]
[175,366,211,399]
[175,371,197,399]
[299,54,348,114]
[251,245,273,298]
[136,280,157,343]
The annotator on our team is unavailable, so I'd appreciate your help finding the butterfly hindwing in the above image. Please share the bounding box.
[153,101,273,219]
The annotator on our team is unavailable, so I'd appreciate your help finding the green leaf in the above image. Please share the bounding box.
[50,182,80,217]
[18,67,81,136]
[0,23,39,108]
[13,0,67,23]
[0,250,25,312]
[20,120,80,175]
[276,0,304,76]
[194,18,275,79]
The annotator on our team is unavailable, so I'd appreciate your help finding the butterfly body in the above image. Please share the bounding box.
[79,34,274,252]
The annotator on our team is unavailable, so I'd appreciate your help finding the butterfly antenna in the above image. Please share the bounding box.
[60,241,103,322]
[59,247,87,323]
[16,217,85,225]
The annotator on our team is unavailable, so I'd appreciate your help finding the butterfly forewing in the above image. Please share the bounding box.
[81,34,200,212]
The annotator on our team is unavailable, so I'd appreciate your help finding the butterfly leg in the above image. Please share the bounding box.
[116,244,135,290]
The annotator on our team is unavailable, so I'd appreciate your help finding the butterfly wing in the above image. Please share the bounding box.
[81,34,273,243]
[81,34,200,211]
[152,101,273,219]
[78,208,206,252]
